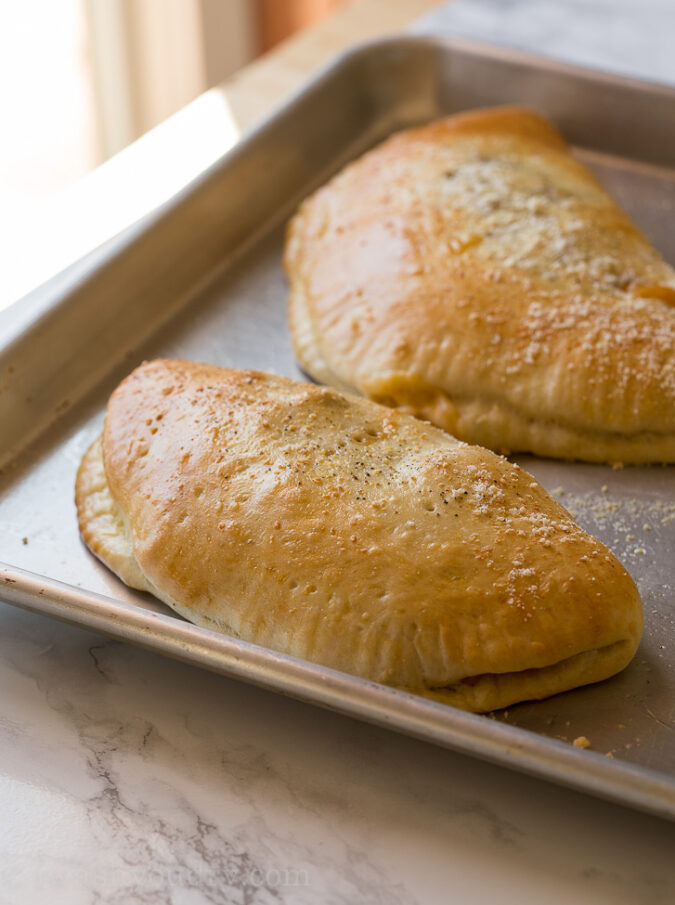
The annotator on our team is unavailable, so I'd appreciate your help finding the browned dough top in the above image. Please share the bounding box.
[76,360,643,711]
[285,106,675,463]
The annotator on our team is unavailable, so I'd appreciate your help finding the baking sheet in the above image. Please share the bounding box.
[0,37,673,819]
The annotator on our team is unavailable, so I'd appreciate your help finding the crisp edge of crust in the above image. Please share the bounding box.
[75,434,642,713]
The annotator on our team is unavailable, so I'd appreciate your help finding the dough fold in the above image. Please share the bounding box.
[76,359,643,712]
[285,106,675,463]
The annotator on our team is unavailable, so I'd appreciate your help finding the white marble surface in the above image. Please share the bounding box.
[1,602,674,904]
[2,3,675,903]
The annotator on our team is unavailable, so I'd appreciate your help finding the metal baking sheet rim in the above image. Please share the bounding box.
[0,36,674,821]
[2,562,674,821]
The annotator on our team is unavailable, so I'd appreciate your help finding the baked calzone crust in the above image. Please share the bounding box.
[75,359,643,712]
[284,106,675,463]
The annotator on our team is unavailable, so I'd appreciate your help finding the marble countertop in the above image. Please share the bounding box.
[2,2,674,902]
[3,605,674,904]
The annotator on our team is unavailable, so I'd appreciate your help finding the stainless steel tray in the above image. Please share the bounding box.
[1,37,674,820]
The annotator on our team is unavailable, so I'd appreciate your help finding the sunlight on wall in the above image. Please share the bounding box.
[0,87,241,312]
[0,0,99,202]
[0,0,100,311]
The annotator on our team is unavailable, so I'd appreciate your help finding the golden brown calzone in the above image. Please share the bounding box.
[76,359,643,712]
[284,106,675,463]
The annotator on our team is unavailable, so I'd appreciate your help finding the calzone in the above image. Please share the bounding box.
[76,359,643,712]
[284,106,675,463]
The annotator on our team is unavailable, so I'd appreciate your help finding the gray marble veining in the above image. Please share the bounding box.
[2,3,675,902]
[1,601,675,903]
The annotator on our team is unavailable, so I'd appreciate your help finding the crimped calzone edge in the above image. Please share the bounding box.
[284,106,675,464]
[76,360,643,713]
